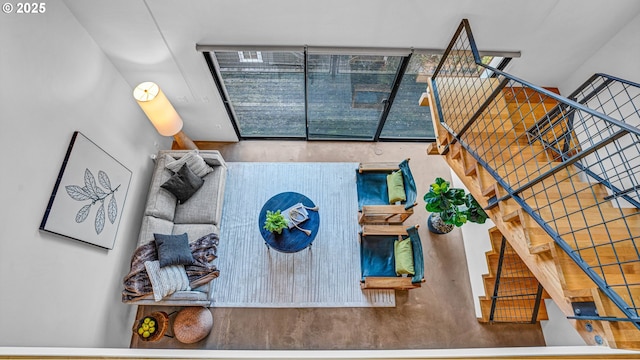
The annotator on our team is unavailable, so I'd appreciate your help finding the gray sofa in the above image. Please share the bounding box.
[129,150,227,306]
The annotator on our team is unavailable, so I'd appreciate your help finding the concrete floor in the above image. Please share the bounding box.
[132,141,545,350]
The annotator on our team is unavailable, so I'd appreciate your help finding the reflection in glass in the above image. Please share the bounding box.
[380,53,440,139]
[214,51,306,137]
[307,55,402,139]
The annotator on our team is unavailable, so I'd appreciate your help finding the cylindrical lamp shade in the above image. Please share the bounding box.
[133,82,183,136]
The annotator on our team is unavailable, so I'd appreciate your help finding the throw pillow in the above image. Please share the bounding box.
[165,151,213,178]
[394,237,415,276]
[154,232,195,267]
[387,170,406,204]
[160,163,204,204]
[144,260,191,301]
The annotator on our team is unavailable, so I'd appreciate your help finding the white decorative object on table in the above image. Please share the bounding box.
[282,203,309,229]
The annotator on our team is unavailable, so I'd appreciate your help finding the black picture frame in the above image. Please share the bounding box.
[40,131,132,249]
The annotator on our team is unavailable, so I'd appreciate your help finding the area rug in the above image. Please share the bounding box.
[210,162,396,307]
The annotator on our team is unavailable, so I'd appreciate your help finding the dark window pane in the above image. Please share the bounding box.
[214,51,306,138]
[380,54,440,139]
[307,54,402,139]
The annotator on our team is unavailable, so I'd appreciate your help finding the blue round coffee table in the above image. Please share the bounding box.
[258,192,319,253]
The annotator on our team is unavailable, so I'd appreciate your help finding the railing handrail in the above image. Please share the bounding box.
[566,73,640,106]
[595,72,640,89]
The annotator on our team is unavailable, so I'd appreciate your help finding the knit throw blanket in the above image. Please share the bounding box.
[122,233,220,302]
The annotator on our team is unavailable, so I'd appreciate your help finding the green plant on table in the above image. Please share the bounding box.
[424,177,488,227]
[263,210,289,234]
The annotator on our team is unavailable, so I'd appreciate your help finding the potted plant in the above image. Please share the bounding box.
[263,210,289,235]
[424,177,488,234]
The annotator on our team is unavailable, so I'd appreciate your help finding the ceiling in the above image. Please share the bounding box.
[63,0,640,142]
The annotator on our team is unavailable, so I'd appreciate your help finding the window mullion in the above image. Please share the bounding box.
[373,54,413,141]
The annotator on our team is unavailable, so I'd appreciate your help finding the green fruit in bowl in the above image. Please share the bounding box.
[136,316,159,339]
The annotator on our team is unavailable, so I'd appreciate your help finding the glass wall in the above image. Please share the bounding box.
[213,50,306,138]
[307,54,402,139]
[206,48,504,141]
[380,53,441,139]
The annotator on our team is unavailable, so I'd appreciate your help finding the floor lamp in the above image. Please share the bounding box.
[133,82,198,150]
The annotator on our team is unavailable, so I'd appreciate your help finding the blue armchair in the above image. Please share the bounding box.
[359,225,425,290]
[356,159,417,224]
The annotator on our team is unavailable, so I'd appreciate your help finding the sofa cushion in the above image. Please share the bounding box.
[143,156,177,221]
[144,261,191,301]
[135,290,209,303]
[174,166,224,225]
[173,224,219,241]
[138,216,174,246]
[165,151,213,178]
[160,164,204,204]
[154,233,196,267]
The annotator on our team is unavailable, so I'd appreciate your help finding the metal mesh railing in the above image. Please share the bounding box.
[490,236,544,323]
[432,19,640,327]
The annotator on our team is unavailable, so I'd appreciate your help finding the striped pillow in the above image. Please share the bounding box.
[144,260,191,301]
[165,151,213,178]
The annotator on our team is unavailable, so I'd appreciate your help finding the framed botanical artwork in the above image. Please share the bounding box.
[40,131,132,249]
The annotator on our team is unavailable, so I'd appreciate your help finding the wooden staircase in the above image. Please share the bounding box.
[425,81,640,349]
[479,227,550,323]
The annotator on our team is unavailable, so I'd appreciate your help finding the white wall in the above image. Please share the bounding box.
[450,171,494,318]
[63,0,239,143]
[559,11,640,94]
[0,1,166,347]
[542,300,586,346]
[557,12,640,209]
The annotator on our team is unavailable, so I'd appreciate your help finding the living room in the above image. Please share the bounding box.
[2,0,640,358]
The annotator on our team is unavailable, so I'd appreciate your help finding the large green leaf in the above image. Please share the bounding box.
[464,193,488,224]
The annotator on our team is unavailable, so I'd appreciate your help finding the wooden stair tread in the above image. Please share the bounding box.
[529,242,553,254]
[487,227,516,254]
[503,86,561,104]
[549,244,640,328]
[482,274,544,296]
[485,252,534,278]
[502,210,521,223]
[479,297,549,323]
[526,181,610,196]
[528,208,640,242]
[450,142,463,159]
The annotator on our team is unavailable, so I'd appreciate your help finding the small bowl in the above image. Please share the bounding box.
[133,311,168,342]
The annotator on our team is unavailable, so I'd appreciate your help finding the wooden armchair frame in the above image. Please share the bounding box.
[357,159,418,225]
[359,224,425,290]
